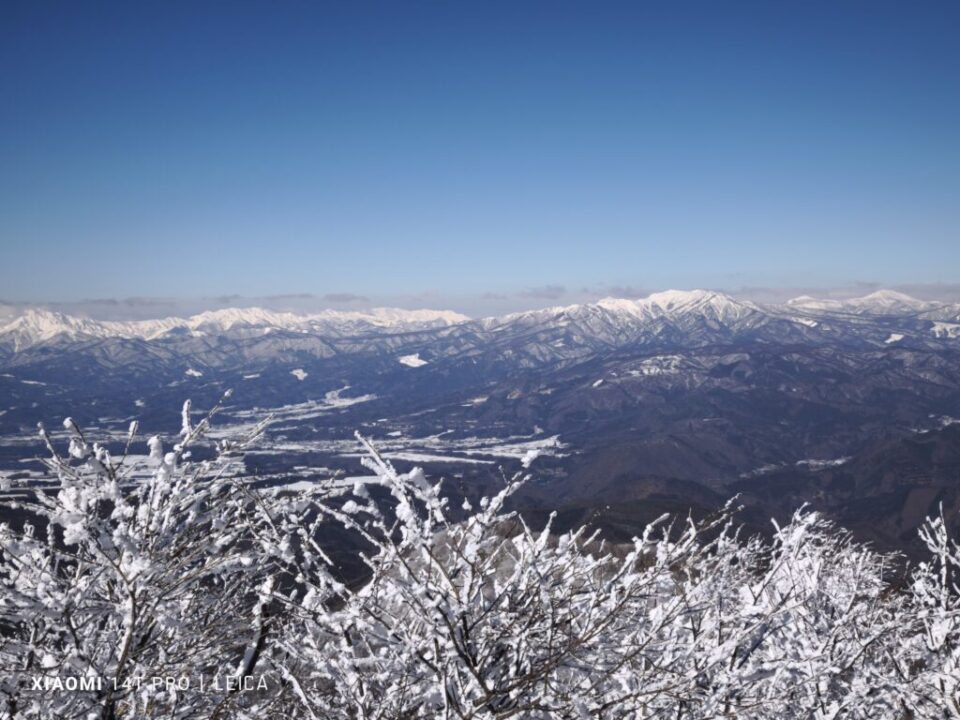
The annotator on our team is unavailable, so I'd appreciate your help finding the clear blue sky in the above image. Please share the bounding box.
[1,1,958,310]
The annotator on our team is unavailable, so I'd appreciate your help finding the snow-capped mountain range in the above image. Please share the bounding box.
[0,306,470,352]
[504,288,958,326]
[2,290,959,361]
[1,288,958,398]
[476,289,960,353]
[0,290,960,350]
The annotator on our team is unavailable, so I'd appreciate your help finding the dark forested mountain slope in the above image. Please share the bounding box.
[2,289,959,554]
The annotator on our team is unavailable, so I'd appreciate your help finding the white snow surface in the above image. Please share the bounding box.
[933,322,960,339]
[594,289,761,323]
[398,353,429,368]
[786,290,937,315]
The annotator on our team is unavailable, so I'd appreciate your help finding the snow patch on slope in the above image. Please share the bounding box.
[398,353,429,368]
[933,322,960,339]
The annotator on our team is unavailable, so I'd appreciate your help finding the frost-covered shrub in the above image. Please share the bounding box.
[281,442,958,720]
[1,398,958,719]
[0,395,336,719]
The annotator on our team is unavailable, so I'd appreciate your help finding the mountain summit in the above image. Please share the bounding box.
[786,290,938,315]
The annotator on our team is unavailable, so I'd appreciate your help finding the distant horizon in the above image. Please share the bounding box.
[5,281,960,322]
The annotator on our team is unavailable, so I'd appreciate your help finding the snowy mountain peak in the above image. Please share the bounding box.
[645,289,721,309]
[859,289,917,302]
[187,307,306,330]
[310,307,470,327]
[786,290,934,315]
[596,289,756,323]
[644,289,751,315]
[784,296,844,312]
[0,309,106,351]
[852,290,931,311]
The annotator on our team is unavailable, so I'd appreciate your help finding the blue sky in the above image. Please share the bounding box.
[1,1,958,314]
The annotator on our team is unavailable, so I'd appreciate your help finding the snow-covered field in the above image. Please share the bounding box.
[0,383,567,499]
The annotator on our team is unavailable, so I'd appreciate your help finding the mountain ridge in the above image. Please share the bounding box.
[4,289,960,370]
[0,306,471,352]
